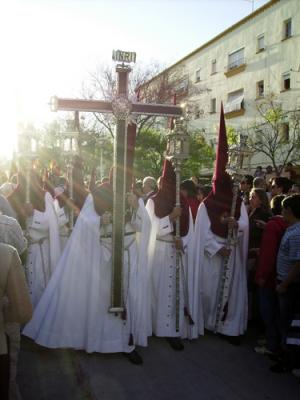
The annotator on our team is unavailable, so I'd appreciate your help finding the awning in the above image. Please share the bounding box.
[224,95,244,114]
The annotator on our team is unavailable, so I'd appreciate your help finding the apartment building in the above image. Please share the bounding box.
[141,0,300,171]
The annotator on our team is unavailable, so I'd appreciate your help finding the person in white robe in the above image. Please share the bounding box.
[53,186,70,250]
[194,199,249,337]
[24,173,61,308]
[194,103,249,340]
[23,185,152,364]
[146,160,202,350]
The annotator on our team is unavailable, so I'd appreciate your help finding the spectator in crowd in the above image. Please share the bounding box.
[0,212,28,399]
[247,188,272,320]
[248,188,272,258]
[240,175,254,208]
[254,195,287,356]
[265,165,275,188]
[253,177,267,191]
[281,162,297,182]
[180,179,200,223]
[254,166,265,179]
[271,177,292,198]
[271,194,300,372]
[0,243,32,400]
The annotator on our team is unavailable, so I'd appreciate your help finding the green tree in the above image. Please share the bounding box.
[246,96,300,174]
[134,128,167,178]
[181,131,214,179]
[133,128,214,180]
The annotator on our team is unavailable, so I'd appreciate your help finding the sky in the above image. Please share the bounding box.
[0,0,269,158]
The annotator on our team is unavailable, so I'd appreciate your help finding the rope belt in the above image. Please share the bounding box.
[28,237,48,245]
[100,231,136,239]
[156,237,174,243]
[28,237,49,288]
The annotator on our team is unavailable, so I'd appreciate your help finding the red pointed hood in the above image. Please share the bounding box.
[204,103,241,238]
[151,158,189,236]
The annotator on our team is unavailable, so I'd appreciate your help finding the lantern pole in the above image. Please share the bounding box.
[214,134,253,333]
[166,117,191,332]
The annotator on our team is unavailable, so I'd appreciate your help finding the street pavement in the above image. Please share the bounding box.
[18,330,299,400]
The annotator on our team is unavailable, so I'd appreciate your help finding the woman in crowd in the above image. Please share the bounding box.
[254,195,287,356]
[247,188,272,320]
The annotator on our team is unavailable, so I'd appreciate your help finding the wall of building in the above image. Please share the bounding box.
[151,0,300,172]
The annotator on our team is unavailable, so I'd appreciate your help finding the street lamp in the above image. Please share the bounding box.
[227,134,253,179]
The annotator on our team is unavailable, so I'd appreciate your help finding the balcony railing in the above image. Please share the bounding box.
[225,57,246,77]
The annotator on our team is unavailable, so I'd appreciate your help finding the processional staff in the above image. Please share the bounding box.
[214,133,252,333]
[166,118,192,332]
[60,116,80,231]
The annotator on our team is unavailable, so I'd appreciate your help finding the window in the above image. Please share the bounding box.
[257,80,264,97]
[210,98,216,113]
[224,89,244,113]
[211,59,217,74]
[228,48,245,70]
[195,69,201,83]
[282,72,291,90]
[257,34,265,52]
[283,18,292,40]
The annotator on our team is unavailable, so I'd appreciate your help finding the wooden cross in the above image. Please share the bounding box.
[51,51,183,314]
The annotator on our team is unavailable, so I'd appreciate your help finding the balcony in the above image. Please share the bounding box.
[224,58,246,78]
[224,95,245,119]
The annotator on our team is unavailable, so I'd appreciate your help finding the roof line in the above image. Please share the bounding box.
[141,0,280,87]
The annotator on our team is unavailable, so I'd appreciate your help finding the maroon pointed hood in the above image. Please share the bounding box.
[204,103,241,238]
[151,158,189,236]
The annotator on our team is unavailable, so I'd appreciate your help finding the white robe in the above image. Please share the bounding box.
[23,194,152,353]
[54,200,70,250]
[194,202,249,336]
[146,198,201,339]
[25,192,61,307]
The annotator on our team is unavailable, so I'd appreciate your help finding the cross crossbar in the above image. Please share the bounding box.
[51,97,182,117]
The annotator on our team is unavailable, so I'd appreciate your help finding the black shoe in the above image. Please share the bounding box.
[226,336,241,346]
[166,337,184,351]
[123,350,143,365]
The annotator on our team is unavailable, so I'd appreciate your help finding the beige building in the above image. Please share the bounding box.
[141,0,300,172]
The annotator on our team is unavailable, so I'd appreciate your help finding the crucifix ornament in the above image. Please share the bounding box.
[51,50,183,314]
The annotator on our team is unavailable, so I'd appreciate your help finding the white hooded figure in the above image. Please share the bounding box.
[25,189,61,308]
[146,159,202,351]
[53,186,70,250]
[23,186,152,363]
[194,105,249,339]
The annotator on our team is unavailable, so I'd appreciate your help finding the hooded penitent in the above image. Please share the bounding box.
[72,155,89,211]
[203,103,241,238]
[151,158,189,237]
[7,170,46,229]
